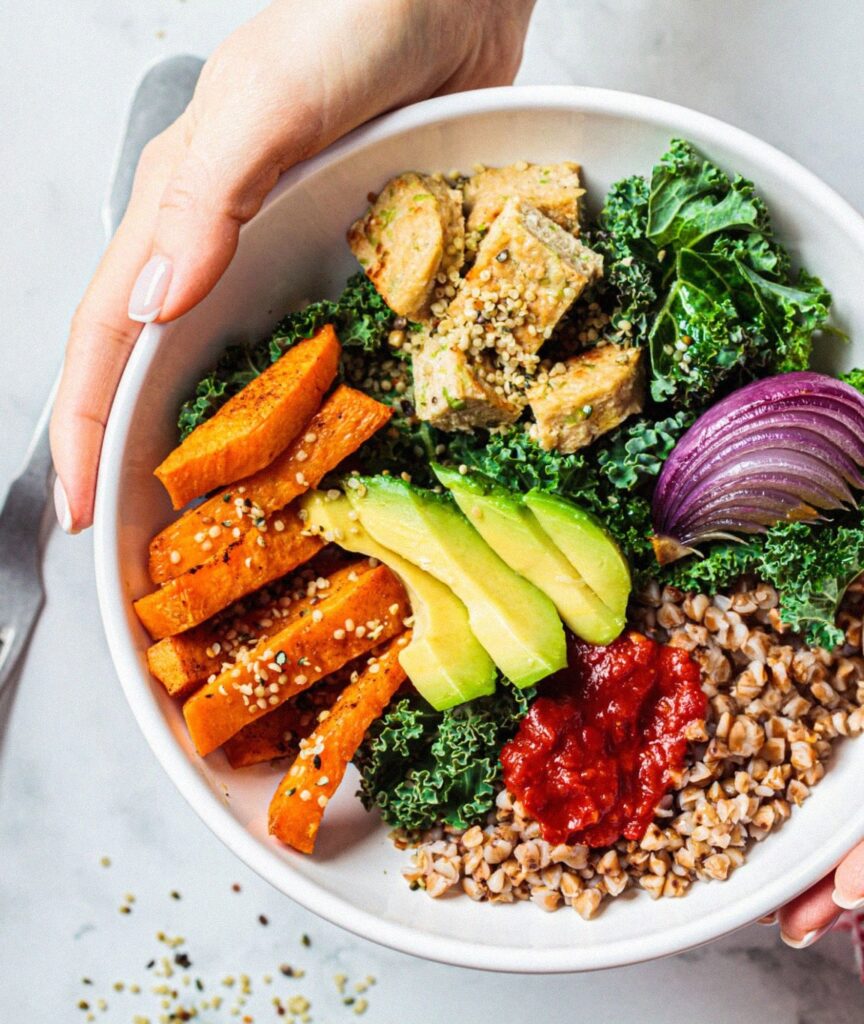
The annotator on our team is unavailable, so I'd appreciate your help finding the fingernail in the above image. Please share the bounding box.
[757,913,777,926]
[832,889,864,911]
[53,475,77,534]
[780,923,834,949]
[128,254,172,323]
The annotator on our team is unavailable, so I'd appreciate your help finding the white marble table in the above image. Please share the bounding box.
[3,1,864,1020]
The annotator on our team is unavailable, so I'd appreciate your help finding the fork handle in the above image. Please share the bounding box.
[0,378,58,560]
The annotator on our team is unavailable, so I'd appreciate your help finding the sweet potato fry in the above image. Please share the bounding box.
[182,565,410,756]
[146,559,375,697]
[148,385,392,584]
[268,633,411,853]
[222,675,346,768]
[134,508,324,640]
[154,326,341,509]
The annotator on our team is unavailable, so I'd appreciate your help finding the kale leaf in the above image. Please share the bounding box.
[841,367,864,394]
[590,140,831,411]
[662,517,864,649]
[354,684,533,832]
[757,519,864,649]
[645,142,831,407]
[597,410,692,490]
[177,273,394,439]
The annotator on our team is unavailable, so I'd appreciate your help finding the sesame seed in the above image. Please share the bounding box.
[299,790,312,802]
[169,550,181,565]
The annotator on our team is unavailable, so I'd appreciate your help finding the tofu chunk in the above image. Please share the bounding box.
[528,346,645,452]
[347,172,465,319]
[444,199,602,361]
[464,162,585,234]
[412,333,522,431]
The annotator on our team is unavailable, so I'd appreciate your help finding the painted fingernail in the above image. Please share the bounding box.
[128,254,172,323]
[53,475,77,534]
[780,922,834,949]
[832,889,864,911]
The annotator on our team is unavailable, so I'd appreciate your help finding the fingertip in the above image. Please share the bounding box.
[128,254,173,323]
[832,840,864,911]
[780,921,837,950]
[53,475,75,533]
[154,212,240,323]
[777,873,841,947]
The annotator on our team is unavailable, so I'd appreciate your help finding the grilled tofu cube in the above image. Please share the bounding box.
[464,162,585,235]
[413,333,522,431]
[528,345,645,452]
[347,172,465,319]
[444,199,602,360]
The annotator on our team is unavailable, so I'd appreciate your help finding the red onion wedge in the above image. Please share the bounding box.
[651,372,864,564]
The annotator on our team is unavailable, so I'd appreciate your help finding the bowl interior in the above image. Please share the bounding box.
[95,88,864,972]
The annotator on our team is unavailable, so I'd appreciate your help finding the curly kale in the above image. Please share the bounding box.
[355,684,533,831]
[841,367,864,394]
[645,141,831,407]
[661,539,762,595]
[597,410,693,490]
[177,273,394,438]
[589,140,831,411]
[756,519,864,649]
[589,174,660,338]
[661,517,864,649]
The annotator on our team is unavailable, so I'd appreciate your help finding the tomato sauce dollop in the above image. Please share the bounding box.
[501,632,706,847]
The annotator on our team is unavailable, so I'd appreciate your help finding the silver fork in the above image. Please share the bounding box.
[0,54,203,709]
[0,389,56,697]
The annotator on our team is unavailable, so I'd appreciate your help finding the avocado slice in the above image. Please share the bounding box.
[524,489,631,623]
[434,465,624,645]
[300,490,496,710]
[346,476,566,687]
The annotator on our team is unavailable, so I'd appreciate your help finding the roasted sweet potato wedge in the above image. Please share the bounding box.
[182,565,410,756]
[268,632,410,853]
[133,508,324,640]
[222,674,347,769]
[154,326,341,509]
[146,559,376,697]
[148,385,392,584]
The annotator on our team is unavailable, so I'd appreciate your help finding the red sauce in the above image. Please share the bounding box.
[501,632,706,847]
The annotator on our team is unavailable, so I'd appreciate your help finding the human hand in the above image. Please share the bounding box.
[50,0,536,532]
[770,839,864,947]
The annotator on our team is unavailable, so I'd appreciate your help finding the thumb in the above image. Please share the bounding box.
[129,132,284,324]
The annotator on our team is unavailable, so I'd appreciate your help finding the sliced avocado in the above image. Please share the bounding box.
[434,465,624,645]
[300,490,496,710]
[524,489,631,623]
[346,476,566,687]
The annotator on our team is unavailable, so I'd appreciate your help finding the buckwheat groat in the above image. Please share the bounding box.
[347,172,465,320]
[464,161,585,234]
[528,344,645,452]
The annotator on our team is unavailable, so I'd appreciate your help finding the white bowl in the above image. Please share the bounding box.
[94,86,864,972]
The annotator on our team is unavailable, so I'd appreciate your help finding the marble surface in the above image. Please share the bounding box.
[2,1,864,1020]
